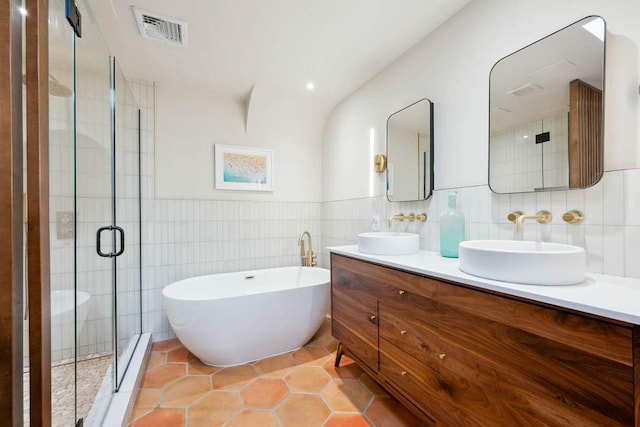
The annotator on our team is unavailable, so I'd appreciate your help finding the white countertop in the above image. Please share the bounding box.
[328,245,640,325]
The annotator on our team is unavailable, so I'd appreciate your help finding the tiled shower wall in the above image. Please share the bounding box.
[320,170,640,280]
[490,115,569,192]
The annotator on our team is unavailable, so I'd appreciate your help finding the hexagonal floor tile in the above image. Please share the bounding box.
[241,378,289,408]
[365,396,422,427]
[151,338,183,352]
[146,352,166,371]
[162,376,211,406]
[188,359,220,376]
[141,364,186,389]
[325,413,372,427]
[321,379,372,412]
[291,347,330,366]
[187,391,242,425]
[129,389,160,422]
[285,366,331,393]
[227,410,278,427]
[276,394,330,427]
[323,355,364,379]
[166,347,191,363]
[130,407,185,427]
[254,354,297,378]
[212,365,257,390]
[360,373,389,396]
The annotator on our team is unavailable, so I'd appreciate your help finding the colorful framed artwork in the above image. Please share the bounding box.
[214,144,274,191]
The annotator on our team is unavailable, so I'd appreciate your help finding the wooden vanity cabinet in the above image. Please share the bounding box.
[330,253,640,427]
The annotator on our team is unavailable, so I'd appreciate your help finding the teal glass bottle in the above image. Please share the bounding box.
[439,191,465,258]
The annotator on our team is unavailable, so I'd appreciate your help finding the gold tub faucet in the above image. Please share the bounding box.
[298,231,317,267]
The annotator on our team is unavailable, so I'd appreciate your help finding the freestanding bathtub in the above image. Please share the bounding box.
[51,290,91,360]
[162,266,330,367]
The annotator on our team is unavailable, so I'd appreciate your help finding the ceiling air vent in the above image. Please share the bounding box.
[506,83,543,97]
[132,7,187,47]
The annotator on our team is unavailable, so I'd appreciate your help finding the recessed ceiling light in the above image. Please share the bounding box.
[305,81,315,91]
[18,6,27,16]
[523,135,529,139]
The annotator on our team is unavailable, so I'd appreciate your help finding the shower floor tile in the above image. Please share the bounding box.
[24,353,112,427]
[129,318,427,427]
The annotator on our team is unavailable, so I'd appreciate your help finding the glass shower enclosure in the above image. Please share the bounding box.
[39,0,143,424]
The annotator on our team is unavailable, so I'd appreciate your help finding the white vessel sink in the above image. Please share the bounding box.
[458,240,585,286]
[357,232,419,256]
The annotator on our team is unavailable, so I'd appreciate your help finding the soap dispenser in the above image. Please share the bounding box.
[439,191,465,258]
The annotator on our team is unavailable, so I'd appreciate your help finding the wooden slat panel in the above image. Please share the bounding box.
[569,79,603,188]
[0,0,24,423]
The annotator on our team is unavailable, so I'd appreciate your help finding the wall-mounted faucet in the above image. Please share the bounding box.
[388,212,427,228]
[508,210,552,234]
[298,231,316,267]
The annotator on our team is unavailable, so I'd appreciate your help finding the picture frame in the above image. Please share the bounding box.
[214,144,274,191]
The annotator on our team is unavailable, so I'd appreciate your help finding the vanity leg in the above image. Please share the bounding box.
[334,343,344,367]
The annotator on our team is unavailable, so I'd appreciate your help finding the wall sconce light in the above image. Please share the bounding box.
[374,154,387,173]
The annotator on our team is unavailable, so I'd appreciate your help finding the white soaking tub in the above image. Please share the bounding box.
[51,290,90,359]
[162,266,330,367]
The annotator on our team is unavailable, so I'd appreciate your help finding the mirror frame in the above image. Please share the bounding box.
[488,15,606,194]
[386,98,435,202]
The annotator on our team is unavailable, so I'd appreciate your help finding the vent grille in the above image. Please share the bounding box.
[506,83,543,97]
[133,7,187,47]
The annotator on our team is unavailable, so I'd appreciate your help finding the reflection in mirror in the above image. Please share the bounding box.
[489,16,605,193]
[387,99,434,202]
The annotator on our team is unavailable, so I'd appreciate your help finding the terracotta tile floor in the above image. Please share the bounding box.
[130,318,426,426]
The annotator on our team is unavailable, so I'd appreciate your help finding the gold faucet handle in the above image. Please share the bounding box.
[535,210,552,224]
[415,213,427,222]
[562,210,585,225]
[507,211,524,223]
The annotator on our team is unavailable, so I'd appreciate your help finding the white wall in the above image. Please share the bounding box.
[323,0,640,201]
[155,82,324,202]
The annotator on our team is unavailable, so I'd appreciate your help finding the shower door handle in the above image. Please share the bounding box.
[96,225,125,258]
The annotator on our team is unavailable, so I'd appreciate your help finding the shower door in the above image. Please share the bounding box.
[56,0,142,425]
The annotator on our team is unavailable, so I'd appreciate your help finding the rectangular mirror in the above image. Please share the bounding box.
[387,99,434,201]
[489,16,605,193]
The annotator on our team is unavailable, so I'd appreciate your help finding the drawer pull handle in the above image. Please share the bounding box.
[439,353,446,360]
[400,330,407,336]
[401,371,408,376]
[398,290,406,295]
[370,315,376,321]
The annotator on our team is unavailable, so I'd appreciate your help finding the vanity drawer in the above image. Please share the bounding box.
[380,339,470,426]
[435,280,633,366]
[379,298,440,369]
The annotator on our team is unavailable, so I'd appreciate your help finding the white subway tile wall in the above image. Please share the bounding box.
[320,175,640,280]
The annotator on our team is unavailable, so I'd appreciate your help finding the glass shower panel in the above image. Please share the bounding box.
[74,0,114,423]
[112,60,142,389]
[47,0,77,425]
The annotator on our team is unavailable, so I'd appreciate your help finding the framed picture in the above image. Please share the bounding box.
[214,144,274,191]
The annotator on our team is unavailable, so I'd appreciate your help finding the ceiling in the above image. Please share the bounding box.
[86,0,471,108]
